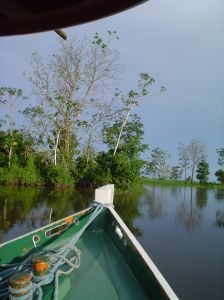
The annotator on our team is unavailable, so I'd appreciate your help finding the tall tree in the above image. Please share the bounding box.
[196,160,209,184]
[149,147,170,179]
[24,32,120,165]
[187,139,206,183]
[102,113,148,189]
[111,73,165,157]
[178,140,207,183]
[103,113,148,158]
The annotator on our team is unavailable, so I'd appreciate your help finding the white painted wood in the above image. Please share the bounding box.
[94,184,114,206]
[109,207,179,300]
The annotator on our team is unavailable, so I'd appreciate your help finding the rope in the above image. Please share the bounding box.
[8,282,33,300]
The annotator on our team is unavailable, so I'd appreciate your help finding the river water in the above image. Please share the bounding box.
[0,185,223,300]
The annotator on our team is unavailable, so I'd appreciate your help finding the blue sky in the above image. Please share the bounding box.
[0,0,223,180]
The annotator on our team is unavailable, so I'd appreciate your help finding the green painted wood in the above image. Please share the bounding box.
[0,208,94,264]
[0,207,172,300]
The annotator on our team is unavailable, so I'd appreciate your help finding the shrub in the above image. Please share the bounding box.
[44,164,74,186]
[19,157,43,185]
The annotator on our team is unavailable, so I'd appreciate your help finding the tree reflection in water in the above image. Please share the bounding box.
[196,188,208,208]
[175,187,204,232]
[215,189,224,202]
[214,210,224,228]
[0,187,92,243]
[144,186,166,220]
[114,192,143,237]
[0,186,143,243]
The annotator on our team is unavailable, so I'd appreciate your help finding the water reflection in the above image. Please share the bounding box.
[0,187,92,243]
[1,185,224,242]
[196,188,208,208]
[0,186,144,243]
[170,186,182,197]
[175,188,202,231]
[215,189,224,201]
[144,186,166,220]
[114,192,143,237]
[214,210,224,229]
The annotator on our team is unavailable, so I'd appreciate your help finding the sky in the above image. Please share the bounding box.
[0,0,223,180]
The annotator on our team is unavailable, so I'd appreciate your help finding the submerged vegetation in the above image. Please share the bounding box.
[0,33,223,190]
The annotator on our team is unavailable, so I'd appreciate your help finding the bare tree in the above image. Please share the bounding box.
[187,139,206,183]
[24,32,120,164]
[81,95,119,164]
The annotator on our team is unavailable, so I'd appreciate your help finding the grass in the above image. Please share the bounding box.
[141,178,224,190]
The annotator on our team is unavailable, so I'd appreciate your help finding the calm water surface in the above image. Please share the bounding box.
[0,185,224,300]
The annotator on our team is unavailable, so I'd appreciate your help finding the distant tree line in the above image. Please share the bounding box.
[145,142,224,184]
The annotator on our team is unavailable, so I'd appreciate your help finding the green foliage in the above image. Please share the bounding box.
[217,148,224,167]
[0,156,43,186]
[0,130,35,167]
[0,131,8,167]
[44,164,74,186]
[196,160,209,184]
[0,37,166,191]
[144,161,157,178]
[0,87,25,100]
[24,33,120,164]
[75,155,99,189]
[91,152,113,187]
[103,114,148,157]
[147,147,170,179]
[75,149,145,191]
[215,169,224,184]
[170,166,182,180]
[19,156,43,185]
[110,152,144,190]
[0,164,21,185]
[101,111,148,190]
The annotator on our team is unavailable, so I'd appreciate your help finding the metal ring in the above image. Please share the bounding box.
[74,218,79,226]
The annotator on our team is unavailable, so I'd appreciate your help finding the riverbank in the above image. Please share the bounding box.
[141,178,224,190]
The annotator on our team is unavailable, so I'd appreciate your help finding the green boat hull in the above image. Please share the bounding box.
[0,206,178,300]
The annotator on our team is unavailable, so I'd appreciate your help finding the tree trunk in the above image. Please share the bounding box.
[184,165,187,182]
[86,137,91,166]
[64,127,70,154]
[113,103,135,157]
[191,164,195,184]
[54,132,60,166]
[8,144,13,166]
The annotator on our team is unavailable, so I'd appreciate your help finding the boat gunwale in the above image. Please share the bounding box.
[108,206,179,300]
[0,207,92,248]
[0,203,179,300]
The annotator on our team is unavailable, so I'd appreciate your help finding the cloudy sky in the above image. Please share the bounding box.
[0,0,223,180]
